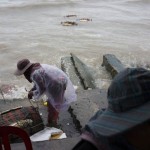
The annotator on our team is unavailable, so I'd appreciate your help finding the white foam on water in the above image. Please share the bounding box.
[2,85,27,99]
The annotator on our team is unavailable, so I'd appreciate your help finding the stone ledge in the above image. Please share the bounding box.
[69,89,108,130]
[11,137,80,150]
[102,54,125,78]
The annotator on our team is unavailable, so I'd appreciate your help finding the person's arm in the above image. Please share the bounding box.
[28,84,37,99]
[30,84,36,92]
[31,72,46,100]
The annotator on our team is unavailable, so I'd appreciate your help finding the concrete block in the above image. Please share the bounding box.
[61,56,83,90]
[71,53,96,89]
[102,54,125,78]
[69,89,108,130]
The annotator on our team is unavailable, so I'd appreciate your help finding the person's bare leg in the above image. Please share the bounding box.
[47,101,59,127]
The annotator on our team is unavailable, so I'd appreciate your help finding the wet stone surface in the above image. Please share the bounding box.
[0,89,108,150]
[38,101,80,137]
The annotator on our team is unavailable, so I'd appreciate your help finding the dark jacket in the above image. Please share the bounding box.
[81,110,136,150]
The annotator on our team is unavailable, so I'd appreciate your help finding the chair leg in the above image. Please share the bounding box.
[0,139,3,150]
[3,135,11,150]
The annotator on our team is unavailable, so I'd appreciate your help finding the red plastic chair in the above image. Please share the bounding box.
[0,126,33,150]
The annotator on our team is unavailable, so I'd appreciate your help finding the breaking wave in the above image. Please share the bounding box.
[0,0,83,8]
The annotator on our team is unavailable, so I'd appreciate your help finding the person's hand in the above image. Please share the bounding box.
[28,91,33,99]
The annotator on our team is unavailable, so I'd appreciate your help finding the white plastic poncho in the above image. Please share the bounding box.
[31,64,77,111]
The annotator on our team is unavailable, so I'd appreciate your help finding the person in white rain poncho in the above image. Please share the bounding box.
[14,59,77,127]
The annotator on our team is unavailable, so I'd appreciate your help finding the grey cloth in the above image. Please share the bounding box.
[80,67,150,150]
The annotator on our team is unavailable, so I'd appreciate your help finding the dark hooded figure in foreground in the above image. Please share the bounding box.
[73,67,150,150]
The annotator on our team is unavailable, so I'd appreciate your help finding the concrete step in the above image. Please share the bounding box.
[102,54,125,78]
[69,88,108,130]
[61,53,96,90]
[11,136,80,150]
[61,56,83,90]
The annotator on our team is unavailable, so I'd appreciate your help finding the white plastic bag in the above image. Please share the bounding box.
[30,127,67,142]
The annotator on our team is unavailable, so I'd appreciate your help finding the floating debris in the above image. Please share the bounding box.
[61,21,78,26]
[65,15,77,18]
[78,18,92,22]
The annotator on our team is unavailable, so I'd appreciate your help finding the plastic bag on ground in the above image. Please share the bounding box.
[30,127,67,142]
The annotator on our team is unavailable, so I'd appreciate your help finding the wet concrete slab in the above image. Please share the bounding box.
[0,88,108,150]
[61,56,83,90]
[61,53,97,90]
[69,88,108,130]
[70,53,96,89]
[9,89,108,150]
[102,54,125,78]
[11,137,80,150]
